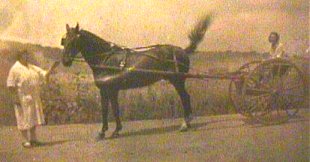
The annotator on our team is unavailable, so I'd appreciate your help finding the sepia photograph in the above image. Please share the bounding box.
[0,0,309,161]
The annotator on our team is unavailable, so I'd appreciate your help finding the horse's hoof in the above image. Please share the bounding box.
[179,124,189,132]
[116,125,123,131]
[110,132,120,138]
[95,133,105,141]
[185,115,194,123]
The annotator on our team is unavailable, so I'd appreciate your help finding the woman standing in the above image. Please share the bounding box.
[7,50,59,148]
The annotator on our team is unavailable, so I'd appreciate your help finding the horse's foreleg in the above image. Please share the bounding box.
[170,79,193,132]
[110,90,122,138]
[96,89,110,141]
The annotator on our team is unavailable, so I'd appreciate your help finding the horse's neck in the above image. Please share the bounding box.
[79,37,109,66]
[81,51,103,66]
[78,30,128,70]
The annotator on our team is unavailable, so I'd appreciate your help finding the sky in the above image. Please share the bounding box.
[0,0,309,53]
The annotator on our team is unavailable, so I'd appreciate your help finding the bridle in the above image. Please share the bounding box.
[62,35,83,63]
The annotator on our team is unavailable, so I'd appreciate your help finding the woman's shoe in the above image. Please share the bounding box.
[22,142,32,148]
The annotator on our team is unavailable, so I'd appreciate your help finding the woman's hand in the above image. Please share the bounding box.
[51,61,60,70]
[13,96,20,106]
[46,61,60,81]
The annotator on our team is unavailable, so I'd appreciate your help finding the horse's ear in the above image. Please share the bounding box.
[75,23,79,32]
[66,24,70,31]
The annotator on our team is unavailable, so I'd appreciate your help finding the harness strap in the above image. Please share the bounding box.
[120,49,131,69]
[73,45,190,71]
[172,49,179,72]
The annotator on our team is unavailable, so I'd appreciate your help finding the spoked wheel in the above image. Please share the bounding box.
[229,61,261,116]
[241,58,307,125]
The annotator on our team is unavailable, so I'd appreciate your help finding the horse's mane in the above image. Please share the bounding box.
[79,30,125,52]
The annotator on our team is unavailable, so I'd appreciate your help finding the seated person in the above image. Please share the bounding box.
[268,32,289,77]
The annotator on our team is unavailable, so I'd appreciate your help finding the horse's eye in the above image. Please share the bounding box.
[61,38,65,45]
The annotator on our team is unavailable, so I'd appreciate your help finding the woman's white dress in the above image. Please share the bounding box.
[7,61,47,130]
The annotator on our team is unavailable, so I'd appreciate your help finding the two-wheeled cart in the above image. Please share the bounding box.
[92,58,307,125]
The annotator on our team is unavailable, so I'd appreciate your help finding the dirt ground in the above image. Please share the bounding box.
[0,113,309,162]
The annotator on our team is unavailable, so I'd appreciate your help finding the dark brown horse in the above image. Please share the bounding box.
[61,15,212,140]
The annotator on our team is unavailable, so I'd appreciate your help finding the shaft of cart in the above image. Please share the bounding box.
[91,65,244,80]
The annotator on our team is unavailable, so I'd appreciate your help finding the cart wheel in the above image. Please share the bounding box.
[229,61,261,116]
[241,58,307,125]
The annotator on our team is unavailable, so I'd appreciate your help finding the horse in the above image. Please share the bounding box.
[61,15,212,140]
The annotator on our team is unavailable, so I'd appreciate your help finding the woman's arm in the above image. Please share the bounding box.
[31,61,60,82]
[45,61,60,80]
[7,66,20,105]
[8,86,20,105]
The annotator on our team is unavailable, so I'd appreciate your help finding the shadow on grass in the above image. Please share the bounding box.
[113,117,245,139]
[109,114,308,139]
[249,115,309,128]
[35,139,75,147]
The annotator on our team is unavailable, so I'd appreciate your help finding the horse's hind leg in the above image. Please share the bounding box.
[170,79,193,132]
[110,90,123,138]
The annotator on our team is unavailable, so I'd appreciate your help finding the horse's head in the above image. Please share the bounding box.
[61,23,81,67]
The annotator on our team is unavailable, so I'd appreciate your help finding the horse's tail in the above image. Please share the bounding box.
[184,14,212,54]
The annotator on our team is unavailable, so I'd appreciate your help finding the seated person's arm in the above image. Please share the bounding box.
[275,44,285,58]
